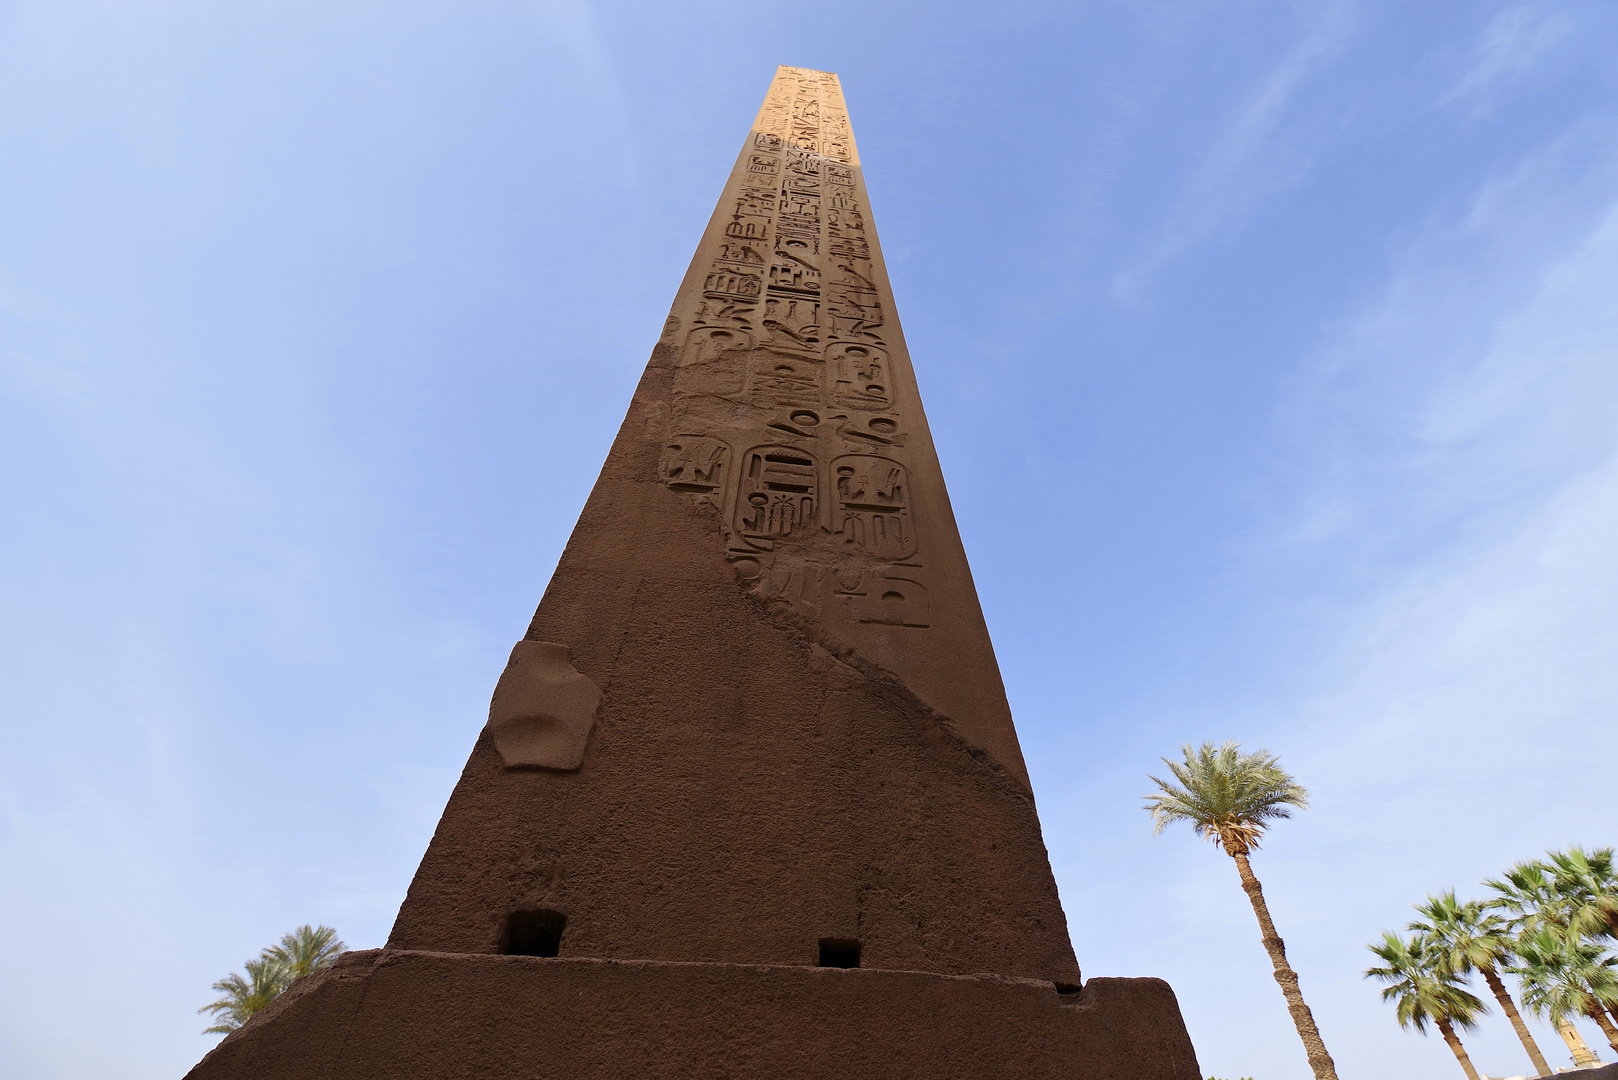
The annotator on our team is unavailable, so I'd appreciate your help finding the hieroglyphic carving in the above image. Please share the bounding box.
[662,68,928,631]
[735,447,818,549]
[827,343,891,410]
[832,455,914,559]
[661,436,730,504]
[762,299,820,351]
[832,413,906,452]
[747,353,821,405]
[684,327,750,366]
[704,266,761,303]
[841,575,930,627]
[768,244,820,296]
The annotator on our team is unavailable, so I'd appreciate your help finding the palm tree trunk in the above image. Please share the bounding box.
[1229,850,1338,1080]
[1556,1018,1601,1067]
[1436,1016,1482,1080]
[1587,1005,1618,1054]
[1478,964,1552,1077]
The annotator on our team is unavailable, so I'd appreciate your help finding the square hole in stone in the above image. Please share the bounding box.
[818,938,861,968]
[503,909,566,957]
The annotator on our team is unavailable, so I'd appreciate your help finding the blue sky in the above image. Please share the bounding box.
[3,2,1616,1077]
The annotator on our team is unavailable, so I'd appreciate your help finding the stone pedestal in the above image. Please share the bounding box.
[188,951,1199,1080]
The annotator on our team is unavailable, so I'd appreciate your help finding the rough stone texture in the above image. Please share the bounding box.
[184,66,1200,1078]
[187,951,1201,1080]
[486,641,601,769]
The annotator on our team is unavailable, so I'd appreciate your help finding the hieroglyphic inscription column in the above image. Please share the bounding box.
[655,67,1029,784]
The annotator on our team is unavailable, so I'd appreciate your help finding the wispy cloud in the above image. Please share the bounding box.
[1111,0,1359,302]
[1291,158,1618,795]
[1284,108,1618,545]
[1439,0,1577,117]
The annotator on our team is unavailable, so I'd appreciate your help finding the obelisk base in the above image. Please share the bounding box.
[186,950,1199,1079]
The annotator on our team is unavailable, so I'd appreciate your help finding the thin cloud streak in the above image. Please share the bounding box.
[1439,0,1577,116]
[1111,0,1359,303]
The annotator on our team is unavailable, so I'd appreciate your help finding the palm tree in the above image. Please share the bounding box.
[199,956,290,1034]
[1543,847,1618,943]
[1486,854,1617,946]
[1510,928,1618,1054]
[199,923,346,1034]
[1489,860,1613,1067]
[1486,861,1565,939]
[264,924,346,982]
[1145,741,1338,1080]
[1366,930,1489,1080]
[1411,890,1552,1077]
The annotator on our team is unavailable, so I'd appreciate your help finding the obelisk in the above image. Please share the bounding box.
[186,67,1199,1080]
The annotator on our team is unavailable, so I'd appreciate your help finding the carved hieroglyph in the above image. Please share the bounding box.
[655,68,1027,781]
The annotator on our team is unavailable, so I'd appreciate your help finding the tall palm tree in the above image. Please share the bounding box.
[1411,890,1552,1077]
[1366,930,1489,1080]
[264,924,346,982]
[198,956,290,1034]
[1511,929,1618,1054]
[1145,741,1337,1080]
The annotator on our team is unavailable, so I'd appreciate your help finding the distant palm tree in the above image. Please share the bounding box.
[1411,890,1552,1077]
[1145,741,1338,1080]
[1366,930,1489,1080]
[199,924,346,1034]
[199,956,290,1034]
[1510,928,1618,1054]
[264,924,347,983]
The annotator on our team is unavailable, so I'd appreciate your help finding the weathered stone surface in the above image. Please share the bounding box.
[184,65,1199,1078]
[486,641,601,770]
[188,951,1201,1080]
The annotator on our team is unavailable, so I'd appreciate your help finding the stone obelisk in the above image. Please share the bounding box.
[186,67,1199,1080]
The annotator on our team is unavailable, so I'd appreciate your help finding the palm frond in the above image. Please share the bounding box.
[199,924,346,1034]
[1409,890,1516,976]
[263,924,347,981]
[1508,928,1618,1024]
[1143,741,1308,854]
[1543,846,1618,943]
[1365,930,1487,1034]
[197,956,291,1033]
